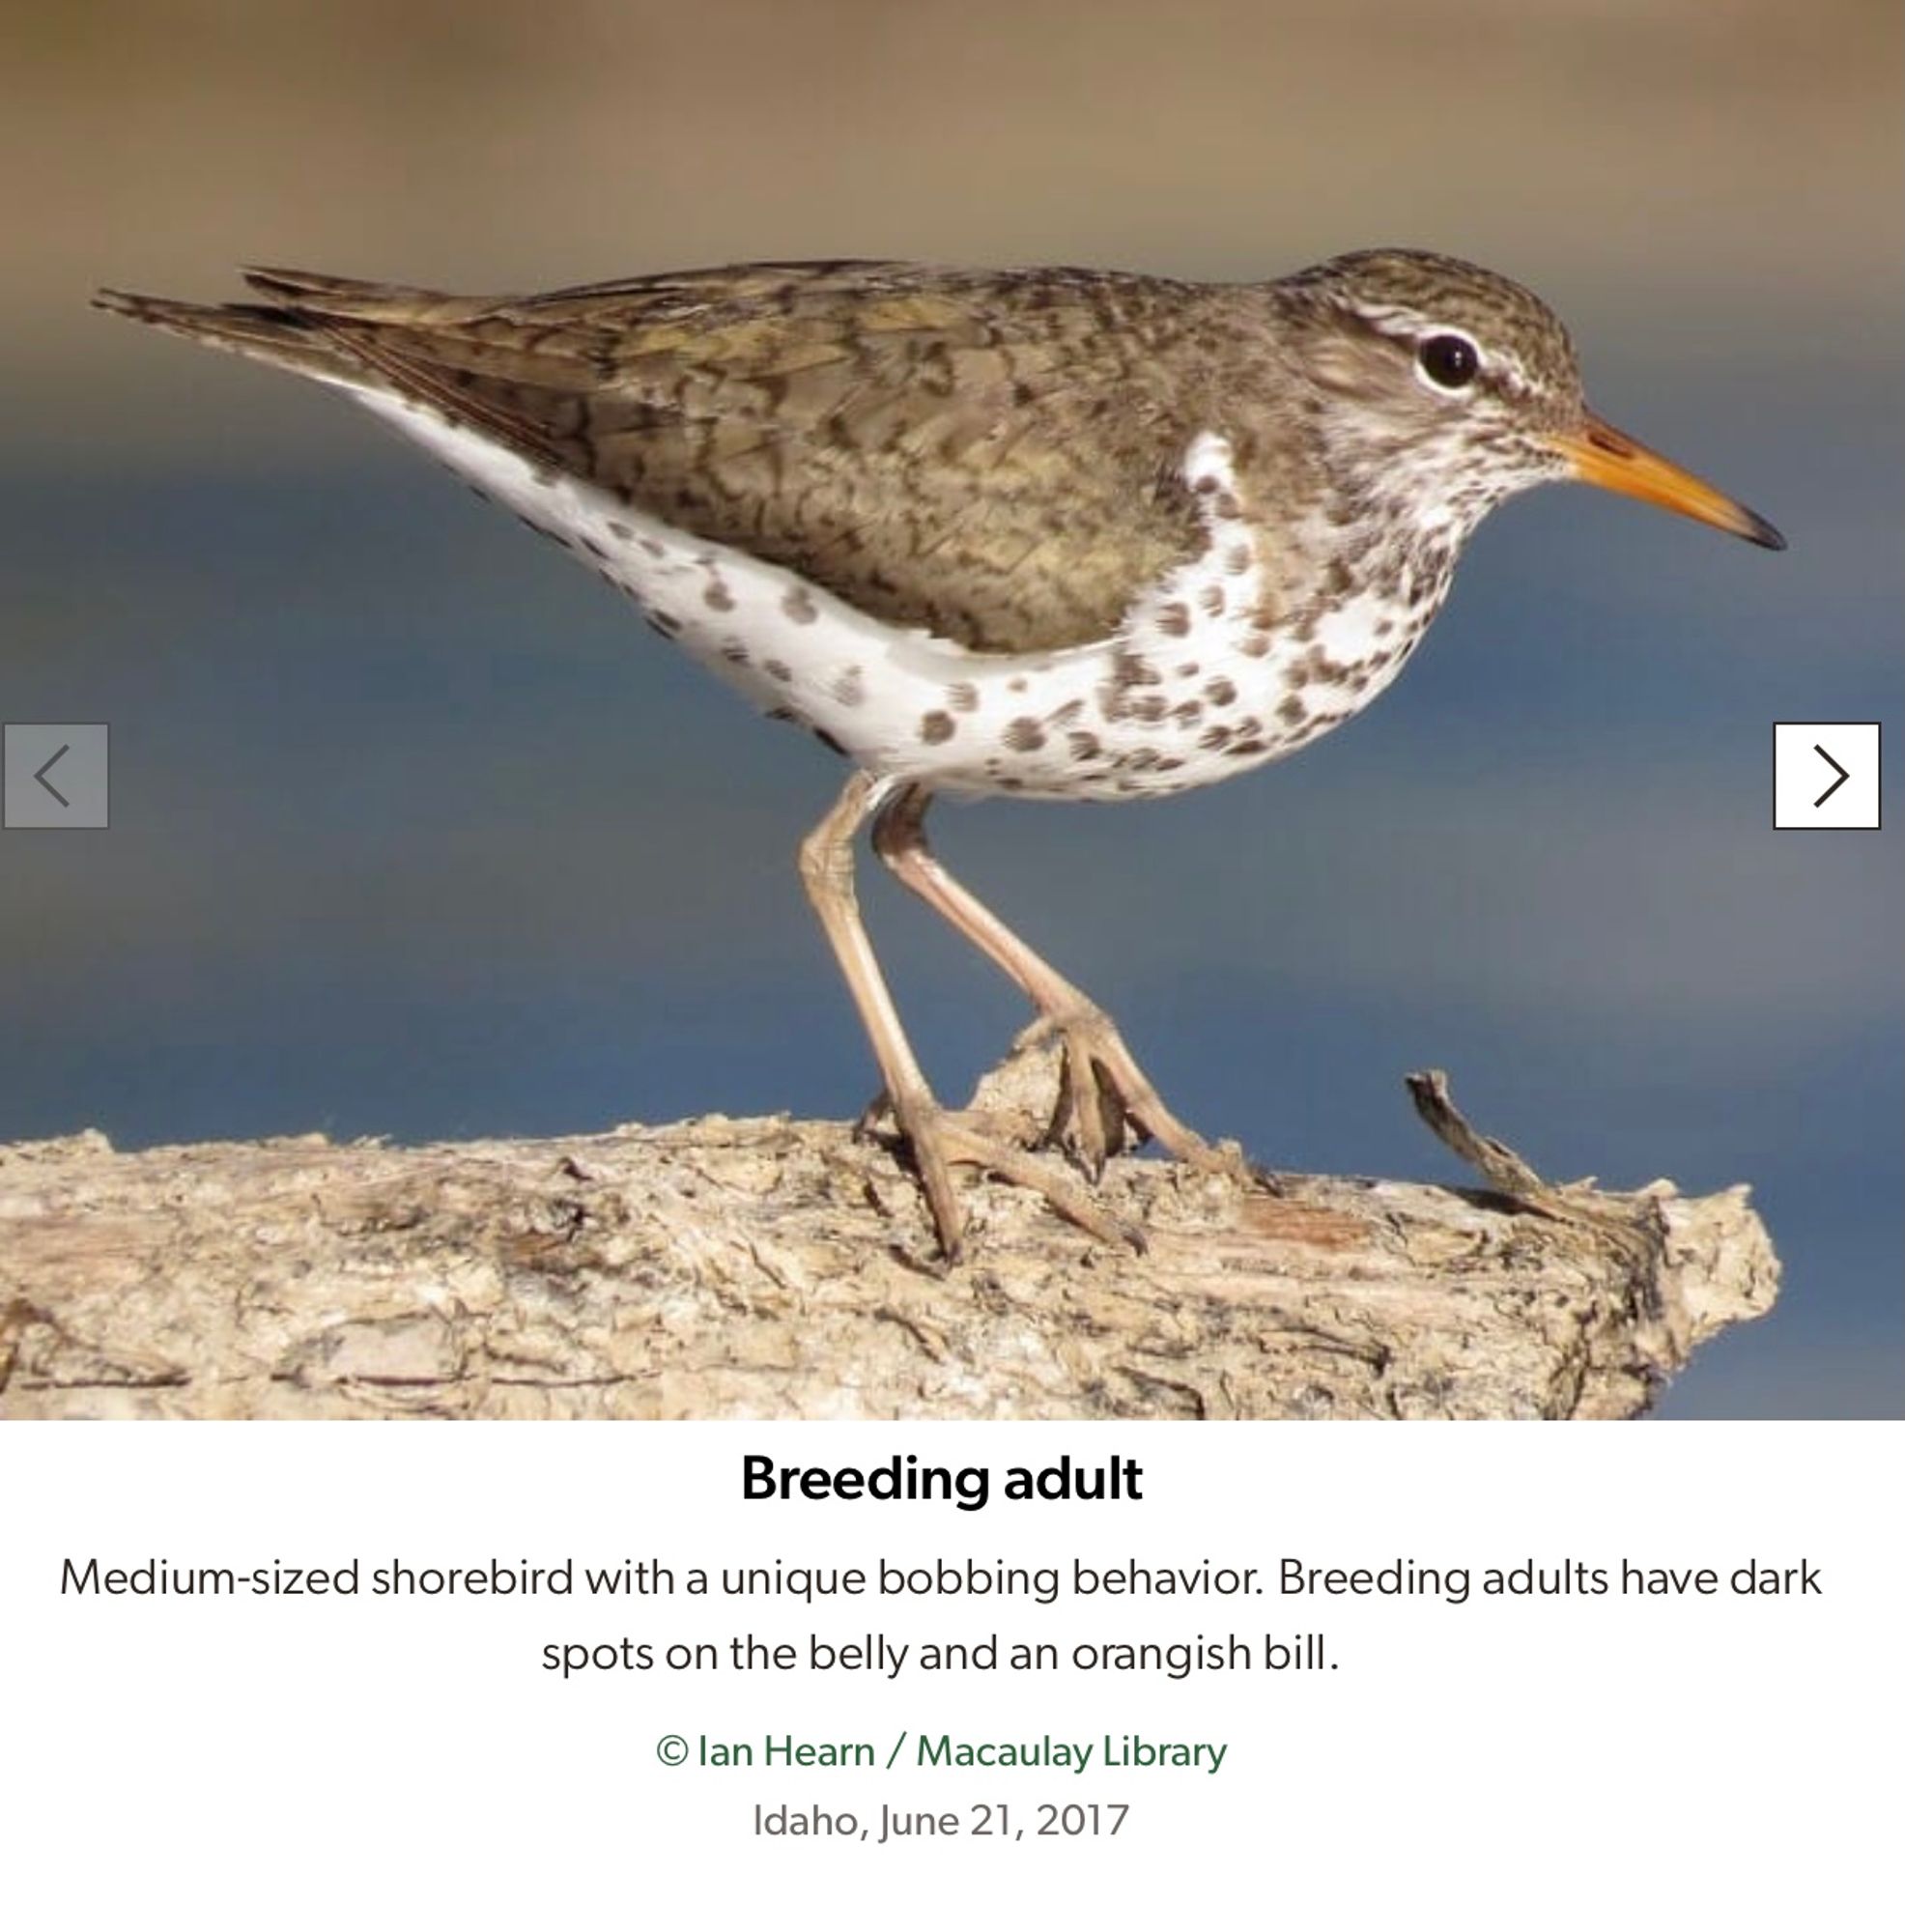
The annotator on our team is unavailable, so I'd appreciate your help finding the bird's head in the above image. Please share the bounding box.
[1278,247,1784,550]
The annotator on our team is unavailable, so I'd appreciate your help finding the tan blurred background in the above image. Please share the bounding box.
[1,1,1899,1417]
[5,0,1898,449]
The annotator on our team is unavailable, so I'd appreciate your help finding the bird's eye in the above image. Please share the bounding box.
[1417,333,1480,391]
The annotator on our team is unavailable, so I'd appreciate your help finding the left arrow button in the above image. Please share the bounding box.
[33,743,71,808]
[5,724,109,828]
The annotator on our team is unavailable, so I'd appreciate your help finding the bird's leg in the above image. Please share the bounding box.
[870,784,1245,1181]
[799,772,1135,1256]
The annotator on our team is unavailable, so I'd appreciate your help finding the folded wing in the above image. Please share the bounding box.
[99,262,1219,654]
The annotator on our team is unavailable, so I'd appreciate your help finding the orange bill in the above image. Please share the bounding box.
[1550,412,1785,550]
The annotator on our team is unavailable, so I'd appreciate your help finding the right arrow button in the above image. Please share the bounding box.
[1774,723,1880,831]
[1812,744,1849,810]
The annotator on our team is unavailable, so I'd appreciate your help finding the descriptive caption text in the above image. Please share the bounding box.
[58,1547,1821,1684]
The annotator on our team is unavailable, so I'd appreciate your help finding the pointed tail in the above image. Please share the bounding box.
[92,287,363,387]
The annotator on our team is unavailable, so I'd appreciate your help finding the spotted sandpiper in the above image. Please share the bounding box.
[96,250,1782,1256]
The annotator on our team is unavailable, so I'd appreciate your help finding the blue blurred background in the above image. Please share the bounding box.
[3,1,1898,1415]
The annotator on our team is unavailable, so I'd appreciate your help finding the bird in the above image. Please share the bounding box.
[95,250,1783,1257]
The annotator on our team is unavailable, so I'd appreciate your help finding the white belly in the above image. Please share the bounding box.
[354,394,1436,802]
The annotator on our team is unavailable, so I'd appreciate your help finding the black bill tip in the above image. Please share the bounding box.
[1740,506,1787,552]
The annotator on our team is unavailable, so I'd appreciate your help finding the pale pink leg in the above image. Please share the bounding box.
[869,783,1243,1179]
[799,772,1138,1255]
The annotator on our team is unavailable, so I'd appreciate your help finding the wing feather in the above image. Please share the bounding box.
[116,263,1240,653]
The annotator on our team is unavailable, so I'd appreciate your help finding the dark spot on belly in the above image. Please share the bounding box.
[763,658,793,683]
[1204,676,1237,706]
[1177,661,1200,678]
[832,667,865,707]
[813,726,848,757]
[1046,697,1084,725]
[649,611,682,639]
[782,585,818,624]
[1172,699,1202,726]
[1237,633,1270,658]
[720,642,749,664]
[1303,647,1351,686]
[920,710,956,744]
[1067,730,1102,760]
[607,519,634,541]
[1277,694,1307,726]
[1130,693,1169,723]
[945,681,981,713]
[640,537,667,559]
[1004,717,1046,752]
[1224,543,1252,576]
[1199,583,1226,616]
[1199,724,1233,751]
[1009,675,1029,694]
[703,577,735,612]
[1156,602,1192,638]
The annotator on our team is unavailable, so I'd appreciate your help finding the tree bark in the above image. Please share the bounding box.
[0,1042,1777,1421]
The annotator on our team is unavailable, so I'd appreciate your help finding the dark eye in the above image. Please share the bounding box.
[1417,333,1479,390]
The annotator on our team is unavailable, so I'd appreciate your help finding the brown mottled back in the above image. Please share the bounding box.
[238,262,1280,653]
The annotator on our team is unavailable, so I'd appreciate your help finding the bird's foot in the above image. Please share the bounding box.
[864,1083,1144,1259]
[1037,1007,1253,1185]
[854,1005,1248,1256]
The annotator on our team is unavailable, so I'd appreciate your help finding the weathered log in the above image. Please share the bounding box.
[0,1040,1777,1420]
